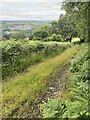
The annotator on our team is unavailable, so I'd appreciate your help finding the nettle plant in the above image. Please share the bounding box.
[41,44,89,119]
[41,98,66,118]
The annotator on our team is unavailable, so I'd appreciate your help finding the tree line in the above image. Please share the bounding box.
[3,2,89,43]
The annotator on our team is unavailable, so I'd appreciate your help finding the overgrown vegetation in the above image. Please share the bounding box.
[41,44,89,119]
[1,1,89,119]
[2,45,80,118]
[2,39,72,80]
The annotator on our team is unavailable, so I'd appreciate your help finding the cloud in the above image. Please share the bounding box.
[0,0,64,3]
[0,1,65,20]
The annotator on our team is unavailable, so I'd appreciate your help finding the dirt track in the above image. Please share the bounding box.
[27,62,70,118]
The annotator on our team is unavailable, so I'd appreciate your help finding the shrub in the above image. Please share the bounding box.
[10,31,26,40]
[45,34,63,42]
[2,40,71,80]
[33,26,50,40]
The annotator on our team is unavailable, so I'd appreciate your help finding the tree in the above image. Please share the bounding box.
[50,20,59,35]
[29,34,33,40]
[61,2,89,41]
[58,15,77,39]
[45,34,63,42]
[33,26,50,40]
[3,32,10,40]
[10,31,26,40]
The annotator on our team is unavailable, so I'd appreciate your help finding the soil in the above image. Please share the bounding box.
[25,62,70,118]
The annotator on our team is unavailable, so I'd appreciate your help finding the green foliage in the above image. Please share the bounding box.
[49,2,89,41]
[2,45,79,118]
[50,20,59,35]
[70,46,88,73]
[33,26,50,40]
[41,98,66,118]
[10,31,26,40]
[58,15,77,39]
[29,34,33,40]
[41,44,89,119]
[2,39,71,80]
[62,2,89,40]
[45,34,63,42]
[3,32,10,40]
[48,15,77,41]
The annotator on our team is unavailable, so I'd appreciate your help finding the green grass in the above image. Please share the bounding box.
[2,44,82,117]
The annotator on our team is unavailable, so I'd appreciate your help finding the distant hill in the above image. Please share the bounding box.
[1,20,52,23]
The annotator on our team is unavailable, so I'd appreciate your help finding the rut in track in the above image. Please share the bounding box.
[28,62,71,118]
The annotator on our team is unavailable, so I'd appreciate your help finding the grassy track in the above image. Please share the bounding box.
[2,44,83,117]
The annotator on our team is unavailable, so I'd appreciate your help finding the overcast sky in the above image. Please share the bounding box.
[0,0,66,21]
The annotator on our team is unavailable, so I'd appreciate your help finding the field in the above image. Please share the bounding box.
[1,21,51,38]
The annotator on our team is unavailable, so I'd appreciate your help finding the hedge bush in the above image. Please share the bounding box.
[1,39,72,80]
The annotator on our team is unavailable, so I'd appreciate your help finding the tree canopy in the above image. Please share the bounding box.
[61,2,89,40]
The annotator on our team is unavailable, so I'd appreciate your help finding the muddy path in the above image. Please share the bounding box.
[25,62,70,118]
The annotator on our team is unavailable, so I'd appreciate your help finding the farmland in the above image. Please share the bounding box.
[1,21,51,38]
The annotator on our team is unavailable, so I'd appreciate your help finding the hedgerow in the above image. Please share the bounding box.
[1,39,72,80]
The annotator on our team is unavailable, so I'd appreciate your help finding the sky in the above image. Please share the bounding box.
[0,0,66,21]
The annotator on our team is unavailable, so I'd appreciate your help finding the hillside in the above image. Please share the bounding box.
[2,43,87,118]
[1,1,89,119]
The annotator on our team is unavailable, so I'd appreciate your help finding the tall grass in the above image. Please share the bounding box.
[2,45,81,117]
